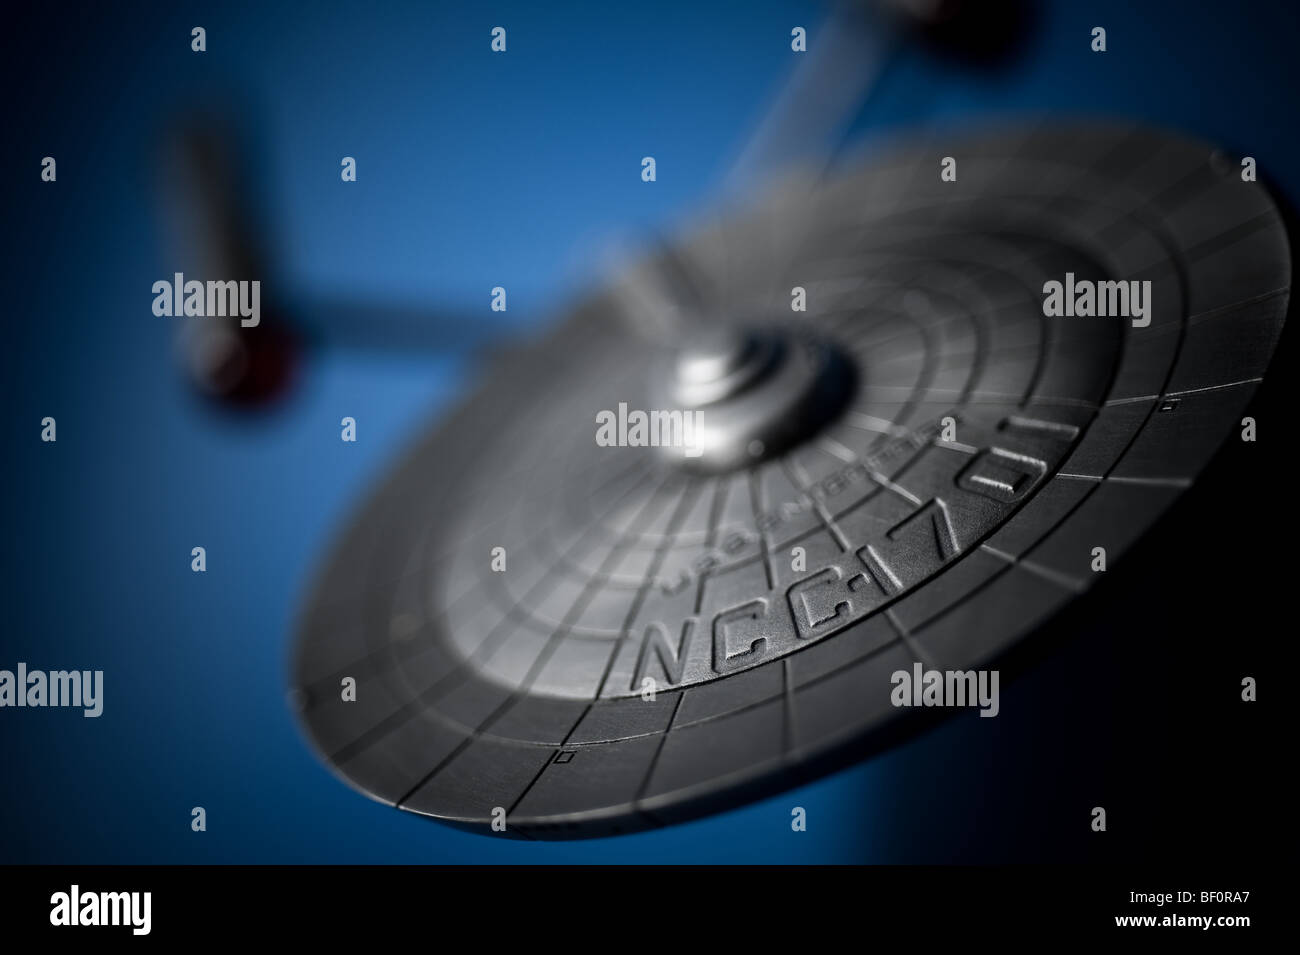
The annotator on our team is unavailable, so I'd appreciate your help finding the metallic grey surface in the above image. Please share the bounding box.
[292,123,1290,838]
[655,326,858,472]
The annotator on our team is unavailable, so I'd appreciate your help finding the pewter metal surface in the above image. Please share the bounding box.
[292,123,1290,838]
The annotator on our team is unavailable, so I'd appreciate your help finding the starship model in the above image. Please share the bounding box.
[290,123,1290,837]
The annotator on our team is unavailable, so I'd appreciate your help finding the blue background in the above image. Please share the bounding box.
[2,0,1295,863]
